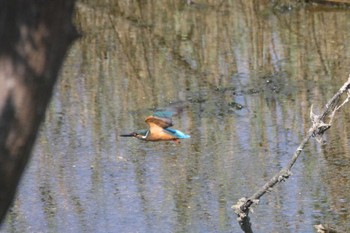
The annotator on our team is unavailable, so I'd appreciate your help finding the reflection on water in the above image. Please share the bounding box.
[3,1,350,232]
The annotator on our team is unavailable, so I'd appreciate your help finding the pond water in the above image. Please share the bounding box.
[2,1,350,233]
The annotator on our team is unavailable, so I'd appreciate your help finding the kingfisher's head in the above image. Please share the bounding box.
[120,130,148,140]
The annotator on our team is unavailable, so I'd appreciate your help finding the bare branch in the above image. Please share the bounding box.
[233,76,350,226]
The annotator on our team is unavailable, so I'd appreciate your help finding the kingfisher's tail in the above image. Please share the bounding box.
[166,128,190,139]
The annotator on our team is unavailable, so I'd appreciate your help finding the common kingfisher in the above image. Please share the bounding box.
[120,112,190,143]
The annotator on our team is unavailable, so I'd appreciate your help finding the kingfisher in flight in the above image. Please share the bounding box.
[120,111,190,143]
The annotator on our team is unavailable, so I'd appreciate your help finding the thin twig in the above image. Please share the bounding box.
[314,224,346,233]
[232,76,350,227]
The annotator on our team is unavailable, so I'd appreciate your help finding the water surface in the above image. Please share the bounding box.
[3,1,350,233]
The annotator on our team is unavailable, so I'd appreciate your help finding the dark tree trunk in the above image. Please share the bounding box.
[0,0,78,224]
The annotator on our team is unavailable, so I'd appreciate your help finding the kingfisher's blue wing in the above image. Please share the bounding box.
[146,110,174,129]
[153,111,173,119]
[165,128,190,139]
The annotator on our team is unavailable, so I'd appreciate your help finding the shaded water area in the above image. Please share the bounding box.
[3,1,350,232]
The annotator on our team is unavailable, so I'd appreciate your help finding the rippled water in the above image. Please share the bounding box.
[2,1,350,233]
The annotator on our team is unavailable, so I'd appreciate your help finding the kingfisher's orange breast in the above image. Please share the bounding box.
[146,130,177,141]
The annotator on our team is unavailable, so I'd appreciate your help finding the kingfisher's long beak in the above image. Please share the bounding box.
[120,133,135,137]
